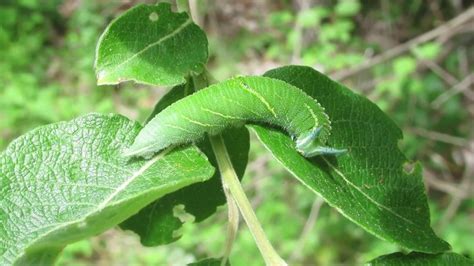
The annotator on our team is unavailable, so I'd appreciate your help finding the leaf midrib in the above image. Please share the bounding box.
[97,149,169,209]
[100,18,192,73]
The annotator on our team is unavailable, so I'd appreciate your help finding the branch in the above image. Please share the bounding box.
[290,0,311,64]
[437,143,474,230]
[425,170,471,196]
[332,7,474,80]
[188,0,201,26]
[431,73,474,108]
[418,59,459,86]
[406,127,469,146]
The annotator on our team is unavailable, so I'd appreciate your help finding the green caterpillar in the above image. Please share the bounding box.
[125,76,346,158]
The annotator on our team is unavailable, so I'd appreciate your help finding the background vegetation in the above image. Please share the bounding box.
[0,0,472,265]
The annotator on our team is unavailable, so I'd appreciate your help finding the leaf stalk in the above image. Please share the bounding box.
[209,135,287,266]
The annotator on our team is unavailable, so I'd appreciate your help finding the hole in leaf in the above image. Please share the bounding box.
[173,204,195,223]
[172,204,195,238]
[172,228,183,239]
[149,12,159,22]
[403,161,415,175]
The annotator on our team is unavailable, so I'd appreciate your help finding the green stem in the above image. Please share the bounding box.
[191,72,240,265]
[191,63,285,265]
[176,0,190,13]
[221,182,239,266]
[210,135,287,266]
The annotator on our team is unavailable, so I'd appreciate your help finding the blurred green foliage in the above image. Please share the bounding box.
[0,0,114,148]
[1,0,472,265]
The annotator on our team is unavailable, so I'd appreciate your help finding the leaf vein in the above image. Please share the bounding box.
[322,157,422,229]
[106,19,192,71]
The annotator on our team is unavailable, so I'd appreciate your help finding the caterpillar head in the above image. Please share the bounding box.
[296,126,347,157]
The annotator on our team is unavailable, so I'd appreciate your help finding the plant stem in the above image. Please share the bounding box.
[176,0,190,14]
[190,55,285,266]
[210,135,287,266]
[190,72,241,265]
[221,183,239,266]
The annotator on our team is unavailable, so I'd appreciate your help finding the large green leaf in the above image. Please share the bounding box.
[94,3,208,86]
[250,65,449,253]
[0,114,214,265]
[368,252,473,265]
[121,83,250,245]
